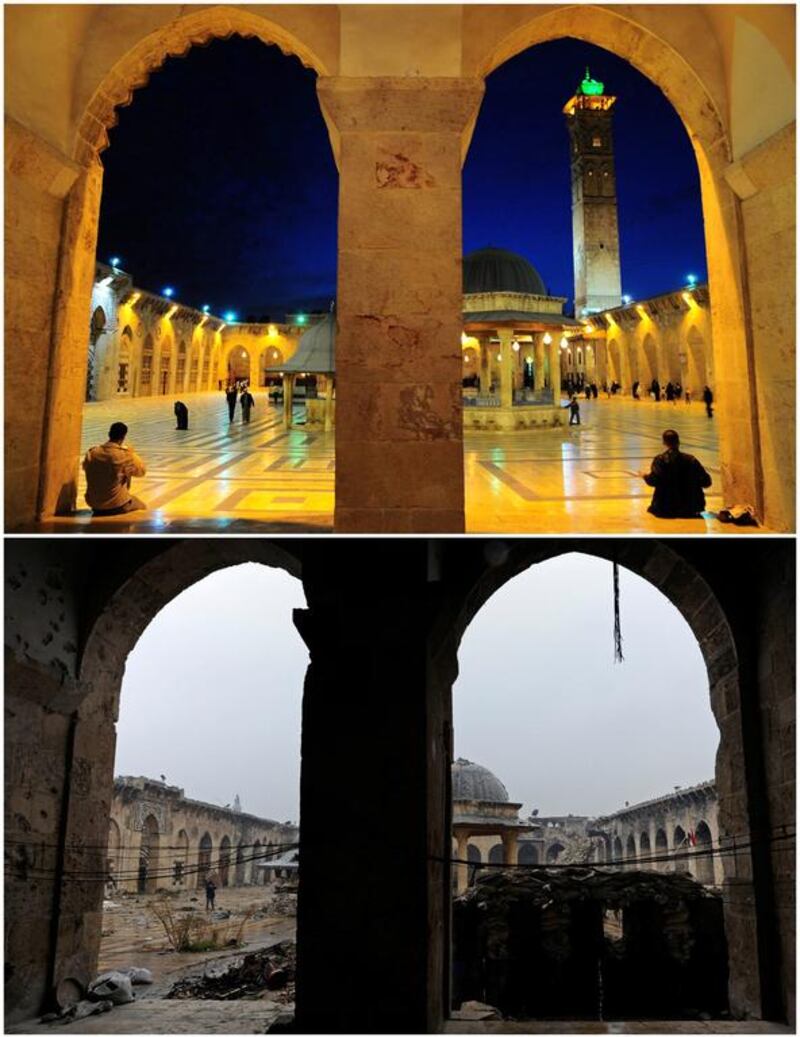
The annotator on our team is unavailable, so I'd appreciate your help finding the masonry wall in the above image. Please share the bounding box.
[108,777,296,893]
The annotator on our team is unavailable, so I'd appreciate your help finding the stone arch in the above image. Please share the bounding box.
[488,843,504,866]
[138,814,160,893]
[140,332,154,396]
[227,344,250,382]
[625,832,638,871]
[158,334,173,396]
[252,839,263,885]
[546,842,564,863]
[612,835,623,868]
[694,819,716,886]
[518,842,538,865]
[87,306,107,402]
[117,325,133,395]
[673,825,690,873]
[465,4,768,525]
[607,338,621,386]
[642,332,659,387]
[201,343,211,390]
[655,829,668,871]
[441,540,761,1014]
[686,323,708,397]
[639,830,651,862]
[235,840,247,886]
[189,342,200,391]
[73,7,332,162]
[175,829,190,886]
[219,835,232,887]
[176,338,188,393]
[106,818,121,889]
[198,832,213,887]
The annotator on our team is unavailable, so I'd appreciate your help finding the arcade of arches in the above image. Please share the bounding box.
[4,4,796,533]
[4,538,794,1030]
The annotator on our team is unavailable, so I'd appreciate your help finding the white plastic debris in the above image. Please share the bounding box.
[88,970,135,1004]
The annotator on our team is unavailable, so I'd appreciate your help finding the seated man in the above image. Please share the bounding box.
[643,429,712,518]
[83,421,147,515]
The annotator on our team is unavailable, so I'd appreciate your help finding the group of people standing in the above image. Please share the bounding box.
[629,378,714,416]
[225,381,256,424]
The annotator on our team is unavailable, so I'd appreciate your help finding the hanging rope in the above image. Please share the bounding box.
[613,561,624,663]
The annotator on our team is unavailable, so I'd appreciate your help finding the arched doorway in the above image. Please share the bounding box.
[158,335,172,396]
[140,333,154,396]
[117,326,133,396]
[694,820,716,886]
[252,839,263,885]
[673,825,690,873]
[518,842,538,866]
[488,843,504,865]
[87,307,106,402]
[197,833,213,888]
[138,814,160,893]
[639,830,651,865]
[655,828,669,872]
[444,541,767,1022]
[227,345,250,383]
[175,829,190,887]
[546,842,564,864]
[107,818,121,892]
[625,833,637,871]
[235,841,247,886]
[219,836,232,887]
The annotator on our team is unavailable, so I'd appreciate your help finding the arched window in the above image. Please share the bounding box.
[141,333,154,393]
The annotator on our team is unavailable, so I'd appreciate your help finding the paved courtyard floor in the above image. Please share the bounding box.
[28,392,766,534]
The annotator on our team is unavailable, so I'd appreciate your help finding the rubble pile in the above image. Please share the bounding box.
[166,941,296,1004]
[453,867,728,1021]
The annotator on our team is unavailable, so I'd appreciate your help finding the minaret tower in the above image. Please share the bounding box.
[564,69,622,315]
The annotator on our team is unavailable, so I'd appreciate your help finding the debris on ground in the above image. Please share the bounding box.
[451,1000,503,1021]
[166,942,296,1003]
[120,966,154,985]
[88,971,135,1005]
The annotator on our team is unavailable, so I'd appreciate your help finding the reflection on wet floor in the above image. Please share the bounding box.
[30,392,766,534]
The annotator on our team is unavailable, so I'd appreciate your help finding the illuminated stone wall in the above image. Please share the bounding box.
[564,285,713,396]
[86,264,303,401]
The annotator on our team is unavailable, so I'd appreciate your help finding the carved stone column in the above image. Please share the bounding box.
[318,77,484,532]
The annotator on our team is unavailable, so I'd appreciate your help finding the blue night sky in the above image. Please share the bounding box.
[97,36,707,319]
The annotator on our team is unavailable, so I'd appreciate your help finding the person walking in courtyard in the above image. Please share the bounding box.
[685,388,692,405]
[225,384,238,423]
[82,422,147,516]
[703,384,714,418]
[240,387,255,424]
[565,394,581,426]
[174,400,189,430]
[205,877,217,911]
[632,379,640,400]
[641,429,712,518]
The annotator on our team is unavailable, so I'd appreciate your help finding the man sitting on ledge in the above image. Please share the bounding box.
[642,429,712,518]
[83,421,147,516]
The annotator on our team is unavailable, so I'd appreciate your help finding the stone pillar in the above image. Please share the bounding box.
[534,337,545,391]
[294,540,457,1033]
[454,830,470,895]
[5,119,102,526]
[324,376,335,432]
[479,339,492,395]
[497,328,514,409]
[282,374,295,429]
[549,337,562,403]
[318,77,484,533]
[501,829,519,866]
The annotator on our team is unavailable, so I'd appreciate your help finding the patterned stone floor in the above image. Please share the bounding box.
[29,392,767,534]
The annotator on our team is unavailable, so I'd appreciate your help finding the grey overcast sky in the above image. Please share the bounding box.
[117,554,718,824]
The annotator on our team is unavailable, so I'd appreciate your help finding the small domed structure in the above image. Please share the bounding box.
[452,758,510,803]
[463,247,548,297]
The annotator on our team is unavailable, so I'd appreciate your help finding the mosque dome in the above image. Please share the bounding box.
[452,758,510,803]
[463,247,547,297]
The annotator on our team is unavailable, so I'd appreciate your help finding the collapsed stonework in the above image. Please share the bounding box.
[453,868,728,1020]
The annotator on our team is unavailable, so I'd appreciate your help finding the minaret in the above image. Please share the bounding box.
[564,68,622,315]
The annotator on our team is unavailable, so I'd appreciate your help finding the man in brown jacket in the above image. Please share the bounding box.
[83,422,147,515]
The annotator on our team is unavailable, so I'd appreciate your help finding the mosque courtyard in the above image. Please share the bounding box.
[31,391,765,534]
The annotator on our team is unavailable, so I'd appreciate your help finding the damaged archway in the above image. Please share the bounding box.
[434,539,786,1025]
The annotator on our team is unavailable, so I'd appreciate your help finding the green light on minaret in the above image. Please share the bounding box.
[579,67,605,96]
